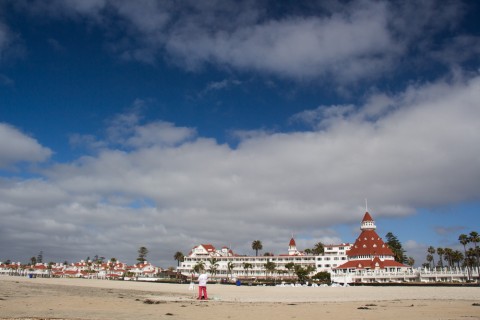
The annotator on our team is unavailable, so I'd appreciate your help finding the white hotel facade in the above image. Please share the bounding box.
[177,240,351,280]
[177,212,478,283]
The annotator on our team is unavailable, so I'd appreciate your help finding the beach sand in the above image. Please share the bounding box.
[1,276,479,319]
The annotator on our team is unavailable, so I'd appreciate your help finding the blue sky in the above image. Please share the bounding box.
[1,0,480,267]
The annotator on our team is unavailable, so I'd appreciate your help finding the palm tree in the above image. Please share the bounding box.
[242,262,253,277]
[207,257,219,278]
[173,251,184,279]
[226,261,234,280]
[427,246,436,269]
[459,234,471,280]
[426,254,433,268]
[469,231,480,279]
[174,251,184,267]
[452,250,464,268]
[285,262,295,278]
[264,261,276,280]
[436,247,445,269]
[252,240,263,256]
[312,242,325,255]
[443,248,454,269]
[193,260,205,274]
[466,248,478,275]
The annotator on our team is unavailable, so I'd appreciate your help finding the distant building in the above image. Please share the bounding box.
[177,239,351,280]
[331,212,414,283]
[178,210,477,284]
[334,212,409,272]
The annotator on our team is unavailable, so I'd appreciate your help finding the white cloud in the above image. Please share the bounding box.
[1,74,480,265]
[0,123,52,168]
[125,121,196,148]
[164,1,398,81]
[11,0,471,82]
[103,104,197,148]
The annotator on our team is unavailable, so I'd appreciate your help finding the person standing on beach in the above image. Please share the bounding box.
[197,270,208,300]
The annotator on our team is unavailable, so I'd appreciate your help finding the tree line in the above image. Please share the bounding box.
[424,231,479,280]
[2,246,152,267]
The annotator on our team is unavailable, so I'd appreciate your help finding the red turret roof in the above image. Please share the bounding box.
[347,229,394,257]
[289,238,296,246]
[362,212,373,222]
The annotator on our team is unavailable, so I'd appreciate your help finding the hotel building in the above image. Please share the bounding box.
[176,213,408,280]
[178,211,478,283]
[177,240,351,280]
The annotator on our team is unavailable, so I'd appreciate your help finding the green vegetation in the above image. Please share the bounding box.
[174,251,184,266]
[312,271,331,284]
[252,240,263,256]
[422,230,479,282]
[385,232,407,263]
[137,246,148,263]
[264,260,276,279]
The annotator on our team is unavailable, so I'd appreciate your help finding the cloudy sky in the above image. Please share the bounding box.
[1,0,479,268]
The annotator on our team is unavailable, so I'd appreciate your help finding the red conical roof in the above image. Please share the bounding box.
[362,212,374,222]
[347,229,394,257]
[289,237,296,246]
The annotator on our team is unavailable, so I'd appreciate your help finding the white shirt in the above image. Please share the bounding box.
[198,273,208,286]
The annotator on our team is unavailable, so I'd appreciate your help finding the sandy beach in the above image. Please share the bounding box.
[1,276,479,320]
